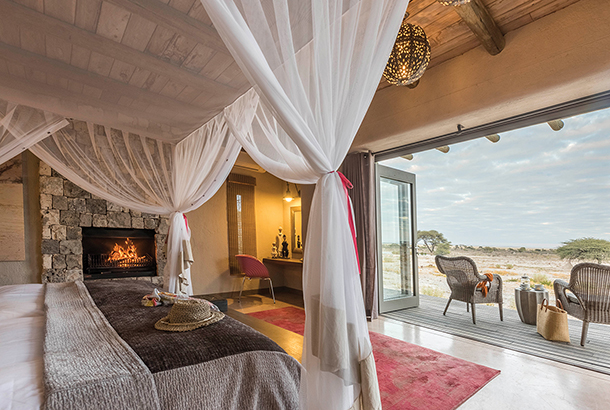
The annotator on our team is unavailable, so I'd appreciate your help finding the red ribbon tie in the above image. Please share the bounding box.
[332,171,360,274]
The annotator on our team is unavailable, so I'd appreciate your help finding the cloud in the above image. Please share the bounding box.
[379,107,610,247]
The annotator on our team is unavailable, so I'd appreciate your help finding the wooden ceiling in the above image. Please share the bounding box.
[0,0,249,142]
[0,0,582,142]
[378,0,582,91]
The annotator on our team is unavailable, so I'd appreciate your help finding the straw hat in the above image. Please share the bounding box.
[154,299,224,332]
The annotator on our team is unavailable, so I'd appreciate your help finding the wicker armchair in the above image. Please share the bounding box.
[435,255,503,324]
[554,263,610,346]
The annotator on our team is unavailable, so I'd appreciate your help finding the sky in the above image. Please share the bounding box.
[379,107,610,249]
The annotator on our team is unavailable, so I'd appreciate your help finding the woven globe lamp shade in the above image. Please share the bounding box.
[383,21,431,86]
[438,0,472,5]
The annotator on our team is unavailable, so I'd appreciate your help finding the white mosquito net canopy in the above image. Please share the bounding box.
[0,0,409,408]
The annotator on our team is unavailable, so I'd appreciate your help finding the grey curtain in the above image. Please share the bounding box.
[342,152,378,320]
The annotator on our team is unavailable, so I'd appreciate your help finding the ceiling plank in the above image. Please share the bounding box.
[487,0,547,24]
[44,0,77,24]
[427,34,480,69]
[406,0,437,18]
[0,16,20,47]
[0,41,204,120]
[108,59,137,83]
[120,13,157,52]
[70,45,92,70]
[412,2,453,28]
[96,1,131,42]
[19,26,46,55]
[87,51,115,76]
[103,0,228,55]
[182,43,215,73]
[0,69,185,138]
[160,33,199,66]
[529,0,581,21]
[0,0,236,95]
[12,0,43,13]
[45,35,73,65]
[187,1,213,26]
[74,0,102,32]
[167,0,195,14]
[175,85,201,104]
[451,0,505,55]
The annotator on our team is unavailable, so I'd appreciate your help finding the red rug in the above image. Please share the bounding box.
[248,307,499,410]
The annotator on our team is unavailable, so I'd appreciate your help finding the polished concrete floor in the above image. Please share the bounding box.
[231,292,610,410]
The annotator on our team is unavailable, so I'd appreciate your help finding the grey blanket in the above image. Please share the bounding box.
[43,281,160,410]
[84,280,291,372]
[43,281,301,410]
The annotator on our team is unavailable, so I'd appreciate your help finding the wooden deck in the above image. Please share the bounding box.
[384,295,610,375]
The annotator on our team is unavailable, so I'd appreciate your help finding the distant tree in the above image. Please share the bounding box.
[556,238,610,264]
[436,242,451,255]
[417,230,451,255]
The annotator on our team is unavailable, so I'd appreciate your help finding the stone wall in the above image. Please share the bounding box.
[39,161,168,284]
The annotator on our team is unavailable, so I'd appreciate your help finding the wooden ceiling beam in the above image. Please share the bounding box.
[0,71,188,140]
[104,0,228,55]
[450,0,505,55]
[0,0,235,95]
[0,41,205,122]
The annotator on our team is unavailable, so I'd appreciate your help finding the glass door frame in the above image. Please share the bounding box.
[376,164,419,313]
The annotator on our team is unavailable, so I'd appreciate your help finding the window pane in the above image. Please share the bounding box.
[380,176,413,301]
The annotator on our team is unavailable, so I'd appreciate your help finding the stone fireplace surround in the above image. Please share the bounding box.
[39,161,168,285]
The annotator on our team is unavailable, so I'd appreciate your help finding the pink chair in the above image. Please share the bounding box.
[235,254,275,304]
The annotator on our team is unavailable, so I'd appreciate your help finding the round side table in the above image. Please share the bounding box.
[515,287,549,325]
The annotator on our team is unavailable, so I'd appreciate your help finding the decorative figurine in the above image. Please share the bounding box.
[296,235,301,249]
[271,243,278,258]
[281,235,289,258]
[276,227,284,253]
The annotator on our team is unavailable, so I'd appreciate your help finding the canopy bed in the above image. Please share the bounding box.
[0,0,410,408]
[0,280,301,409]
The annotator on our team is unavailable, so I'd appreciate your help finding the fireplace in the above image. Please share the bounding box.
[82,227,157,280]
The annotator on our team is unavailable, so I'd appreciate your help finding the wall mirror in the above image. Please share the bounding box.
[291,206,303,257]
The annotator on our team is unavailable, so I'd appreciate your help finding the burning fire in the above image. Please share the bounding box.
[108,238,148,266]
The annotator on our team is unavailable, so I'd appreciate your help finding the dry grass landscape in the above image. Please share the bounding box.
[383,245,580,310]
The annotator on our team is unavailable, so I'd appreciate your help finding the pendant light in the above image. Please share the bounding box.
[283,182,293,202]
[283,183,300,202]
[383,14,431,86]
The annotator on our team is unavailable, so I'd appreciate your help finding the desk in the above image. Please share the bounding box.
[263,258,303,291]
[262,258,303,266]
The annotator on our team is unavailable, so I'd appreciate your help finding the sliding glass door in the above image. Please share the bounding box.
[376,164,418,313]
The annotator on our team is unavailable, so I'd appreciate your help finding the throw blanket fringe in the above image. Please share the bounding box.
[43,282,161,410]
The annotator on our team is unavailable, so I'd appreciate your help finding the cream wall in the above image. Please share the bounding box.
[353,0,610,152]
[187,162,286,295]
[0,152,42,285]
